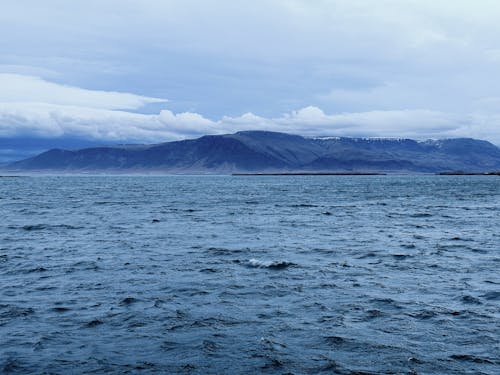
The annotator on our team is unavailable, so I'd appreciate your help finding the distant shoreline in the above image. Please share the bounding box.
[437,171,500,176]
[1,171,499,177]
[232,172,386,176]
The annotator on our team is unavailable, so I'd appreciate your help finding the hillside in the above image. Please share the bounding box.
[8,131,500,173]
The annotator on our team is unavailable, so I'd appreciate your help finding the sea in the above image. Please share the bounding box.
[0,175,499,374]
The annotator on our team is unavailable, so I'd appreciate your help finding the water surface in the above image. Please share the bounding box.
[0,175,499,374]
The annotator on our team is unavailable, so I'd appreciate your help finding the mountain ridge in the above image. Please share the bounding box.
[6,130,500,173]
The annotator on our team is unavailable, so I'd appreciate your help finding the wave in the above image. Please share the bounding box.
[9,224,82,231]
[246,259,295,270]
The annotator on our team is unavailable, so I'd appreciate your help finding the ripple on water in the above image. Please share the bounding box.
[0,175,499,374]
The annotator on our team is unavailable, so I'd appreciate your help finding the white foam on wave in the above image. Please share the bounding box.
[248,259,274,268]
[247,259,295,269]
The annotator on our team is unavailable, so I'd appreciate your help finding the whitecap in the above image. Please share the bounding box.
[246,259,295,269]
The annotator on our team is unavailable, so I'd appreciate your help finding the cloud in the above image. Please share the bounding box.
[0,102,197,141]
[1,99,500,145]
[0,74,166,110]
[2,3,500,146]
[238,107,500,143]
[3,0,500,120]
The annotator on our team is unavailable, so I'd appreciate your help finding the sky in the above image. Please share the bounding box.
[1,0,500,157]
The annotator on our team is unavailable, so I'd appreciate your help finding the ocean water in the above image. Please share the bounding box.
[0,175,499,374]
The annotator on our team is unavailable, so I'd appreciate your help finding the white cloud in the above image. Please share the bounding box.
[0,102,196,141]
[0,74,166,110]
[224,106,482,141]
[1,100,499,145]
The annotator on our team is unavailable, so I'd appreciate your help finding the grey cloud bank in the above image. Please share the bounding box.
[1,0,500,150]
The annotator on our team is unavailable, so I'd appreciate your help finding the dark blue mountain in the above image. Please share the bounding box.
[6,131,500,173]
[0,136,108,163]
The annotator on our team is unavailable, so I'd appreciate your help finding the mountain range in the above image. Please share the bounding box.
[5,131,500,173]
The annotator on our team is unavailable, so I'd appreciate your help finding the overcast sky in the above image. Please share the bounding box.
[1,0,500,144]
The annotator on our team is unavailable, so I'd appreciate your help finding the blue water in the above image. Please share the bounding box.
[0,175,499,374]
